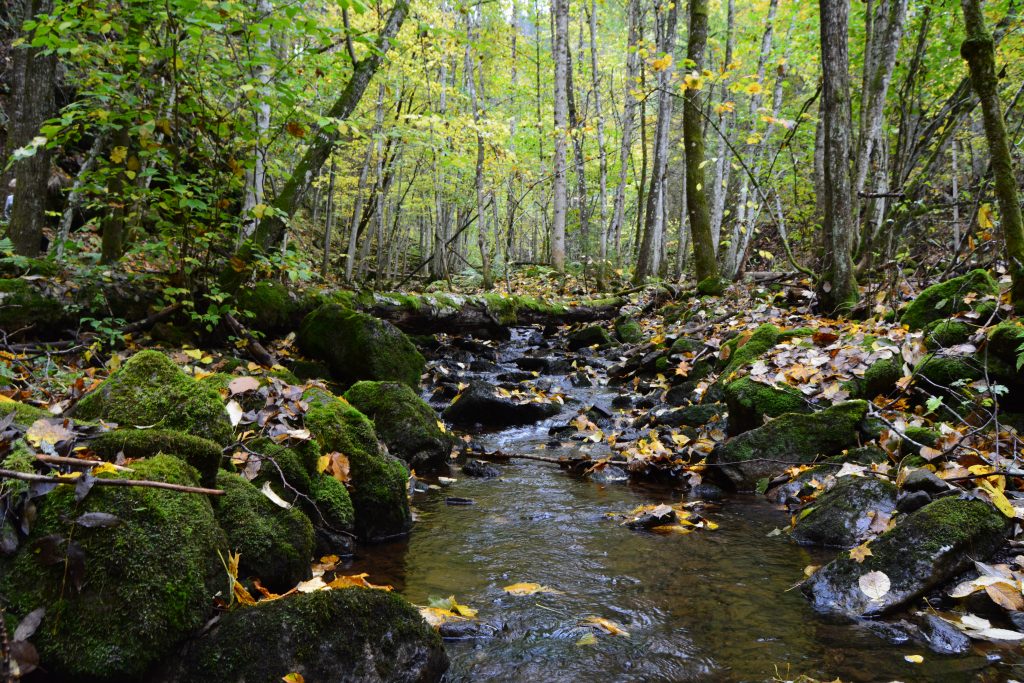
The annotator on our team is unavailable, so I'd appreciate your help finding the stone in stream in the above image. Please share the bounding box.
[462,459,502,478]
[443,379,561,428]
[650,403,726,429]
[512,355,572,374]
[789,476,897,548]
[919,614,972,655]
[708,400,868,491]
[171,590,448,682]
[344,380,456,472]
[801,496,1010,617]
[567,324,615,350]
[723,376,809,436]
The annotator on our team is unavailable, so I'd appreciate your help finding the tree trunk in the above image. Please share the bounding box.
[816,0,859,314]
[100,127,131,263]
[588,0,609,289]
[961,0,1024,309]
[709,0,735,252]
[608,0,640,274]
[551,0,569,272]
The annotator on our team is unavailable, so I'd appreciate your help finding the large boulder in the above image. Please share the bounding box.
[709,400,868,490]
[567,325,614,350]
[900,269,998,330]
[74,350,233,445]
[345,381,455,472]
[718,323,780,378]
[723,376,809,435]
[88,428,223,487]
[802,496,1010,617]
[442,380,562,428]
[0,278,70,335]
[214,471,314,593]
[790,476,897,548]
[298,304,425,388]
[304,389,412,542]
[0,456,226,681]
[173,589,448,683]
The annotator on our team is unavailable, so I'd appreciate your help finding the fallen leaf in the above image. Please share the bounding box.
[226,400,244,427]
[503,582,560,596]
[904,654,924,664]
[859,571,891,601]
[283,674,305,683]
[582,616,630,637]
[985,581,1024,611]
[229,376,261,395]
[849,542,873,563]
[260,482,292,509]
[575,632,598,646]
[25,418,73,449]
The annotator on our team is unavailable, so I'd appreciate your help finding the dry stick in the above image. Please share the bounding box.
[34,453,134,472]
[223,312,275,367]
[0,469,223,495]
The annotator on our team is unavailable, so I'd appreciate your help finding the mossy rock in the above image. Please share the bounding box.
[307,474,356,556]
[652,403,726,429]
[900,269,998,330]
[986,319,1024,366]
[0,455,227,680]
[802,496,1010,616]
[614,317,644,344]
[0,399,53,428]
[74,350,233,445]
[709,400,868,490]
[852,356,902,399]
[175,589,448,683]
[913,352,1016,394]
[250,438,315,502]
[297,304,425,389]
[214,471,314,593]
[779,327,816,342]
[696,276,726,296]
[0,278,69,333]
[88,428,222,487]
[288,359,334,382]
[790,476,897,548]
[718,323,781,378]
[344,381,455,472]
[723,376,809,435]
[567,325,614,350]
[303,393,411,542]
[923,319,972,350]
[237,279,295,335]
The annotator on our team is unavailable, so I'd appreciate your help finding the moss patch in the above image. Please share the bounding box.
[900,269,998,330]
[719,324,781,378]
[723,376,809,435]
[89,428,223,487]
[0,278,69,332]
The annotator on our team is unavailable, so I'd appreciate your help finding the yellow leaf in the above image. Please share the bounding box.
[503,582,560,595]
[582,616,630,637]
[283,674,305,683]
[436,419,447,434]
[233,580,257,606]
[418,606,462,628]
[979,203,995,229]
[110,146,128,164]
[328,573,393,591]
[651,54,673,72]
[91,462,120,476]
[978,479,1017,518]
[576,632,598,646]
[904,655,924,664]
[745,81,763,95]
[849,542,873,563]
[318,452,351,483]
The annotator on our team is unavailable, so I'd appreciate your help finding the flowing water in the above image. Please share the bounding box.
[348,328,1016,683]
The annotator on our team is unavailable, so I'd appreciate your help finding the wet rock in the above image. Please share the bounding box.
[614,317,644,344]
[790,476,897,548]
[570,371,594,387]
[462,459,501,478]
[651,403,726,429]
[443,380,562,428]
[439,620,488,640]
[496,370,537,383]
[470,359,499,373]
[344,381,456,472]
[860,618,916,645]
[174,590,448,683]
[589,464,628,484]
[802,496,1010,617]
[765,466,832,505]
[709,401,868,491]
[896,490,933,514]
[513,356,571,374]
[690,482,726,501]
[723,376,809,436]
[902,468,950,495]
[567,325,614,350]
[612,394,634,408]
[624,503,677,529]
[920,614,972,655]
[664,382,699,406]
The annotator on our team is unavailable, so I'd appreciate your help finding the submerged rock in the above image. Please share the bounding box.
[74,349,233,444]
[345,381,455,472]
[802,496,1009,617]
[443,380,561,427]
[298,304,425,388]
[709,400,868,490]
[790,476,897,548]
[462,459,502,478]
[173,589,448,683]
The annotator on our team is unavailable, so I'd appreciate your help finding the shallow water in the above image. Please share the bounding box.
[348,329,1018,683]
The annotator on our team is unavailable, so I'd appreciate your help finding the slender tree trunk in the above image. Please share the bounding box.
[321,157,336,278]
[551,0,569,272]
[100,126,132,263]
[961,0,1024,309]
[709,0,735,252]
[467,8,492,289]
[588,0,609,289]
[817,0,859,313]
[608,0,640,274]
[238,0,273,246]
[685,0,719,286]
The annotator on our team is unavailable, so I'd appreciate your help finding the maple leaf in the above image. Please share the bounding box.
[849,542,873,563]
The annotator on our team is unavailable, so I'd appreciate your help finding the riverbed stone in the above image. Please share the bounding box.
[174,589,448,683]
[298,304,425,388]
[709,400,868,490]
[802,496,1010,617]
[443,379,561,427]
[718,323,780,378]
[74,349,233,444]
[790,476,897,548]
[344,380,455,472]
[567,325,614,350]
[723,376,809,435]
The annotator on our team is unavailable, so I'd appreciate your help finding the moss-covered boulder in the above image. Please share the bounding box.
[442,379,562,427]
[175,589,448,683]
[900,269,999,330]
[213,471,314,593]
[802,496,1009,616]
[88,428,222,487]
[250,438,315,501]
[567,325,614,350]
[303,390,411,542]
[709,400,868,490]
[0,456,227,680]
[847,356,902,399]
[923,319,972,350]
[723,376,809,435]
[614,317,644,344]
[0,278,69,333]
[344,381,455,472]
[74,350,233,445]
[790,476,897,548]
[236,279,295,335]
[718,323,781,378]
[308,473,356,556]
[298,304,425,389]
[0,399,53,428]
[986,319,1024,365]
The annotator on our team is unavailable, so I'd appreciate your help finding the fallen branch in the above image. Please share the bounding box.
[34,454,134,472]
[224,312,276,367]
[0,469,223,495]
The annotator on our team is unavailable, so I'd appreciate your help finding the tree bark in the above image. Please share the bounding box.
[551,0,569,272]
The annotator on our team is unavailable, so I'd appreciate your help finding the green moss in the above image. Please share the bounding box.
[844,356,902,399]
[214,471,313,592]
[0,278,68,330]
[0,400,53,427]
[719,323,781,377]
[250,438,314,500]
[711,400,868,490]
[696,276,726,296]
[481,292,520,325]
[790,477,897,548]
[900,269,998,330]
[179,589,446,682]
[74,350,233,445]
[567,325,614,350]
[723,376,809,435]
[923,319,972,349]
[987,319,1024,363]
[297,305,425,388]
[303,395,411,541]
[343,381,455,472]
[614,317,644,344]
[308,474,355,532]
[779,327,816,341]
[0,455,226,680]
[89,428,223,487]
[0,256,61,277]
[288,359,333,382]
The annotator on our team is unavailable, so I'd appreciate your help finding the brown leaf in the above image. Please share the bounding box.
[985,582,1024,611]
[228,376,261,395]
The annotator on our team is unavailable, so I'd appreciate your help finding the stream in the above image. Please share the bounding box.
[348,327,1010,683]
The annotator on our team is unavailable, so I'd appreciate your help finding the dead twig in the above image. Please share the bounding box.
[0,469,223,495]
